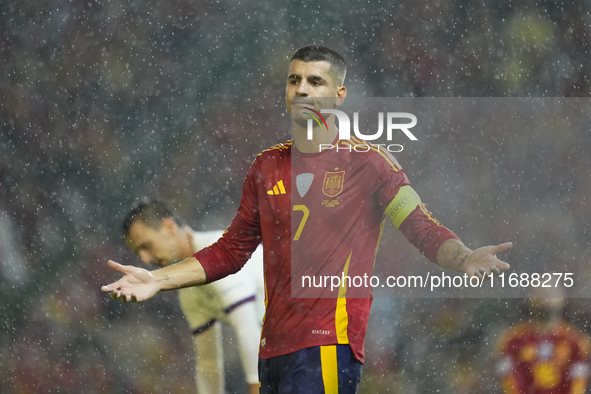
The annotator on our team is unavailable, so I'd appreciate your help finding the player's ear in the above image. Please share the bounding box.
[161,217,178,232]
[336,86,346,107]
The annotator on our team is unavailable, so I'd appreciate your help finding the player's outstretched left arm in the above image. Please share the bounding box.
[436,239,512,278]
[101,257,207,303]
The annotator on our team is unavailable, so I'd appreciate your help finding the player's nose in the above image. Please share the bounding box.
[295,81,310,96]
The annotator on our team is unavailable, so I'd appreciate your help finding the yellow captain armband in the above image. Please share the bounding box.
[384,185,422,229]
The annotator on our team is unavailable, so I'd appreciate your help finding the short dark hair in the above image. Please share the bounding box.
[290,45,347,85]
[121,199,180,236]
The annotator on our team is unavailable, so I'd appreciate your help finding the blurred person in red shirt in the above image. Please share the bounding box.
[496,287,590,394]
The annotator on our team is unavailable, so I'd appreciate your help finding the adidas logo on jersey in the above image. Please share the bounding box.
[267,180,286,195]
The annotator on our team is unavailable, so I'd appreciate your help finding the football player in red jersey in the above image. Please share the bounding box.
[102,45,512,393]
[496,287,590,394]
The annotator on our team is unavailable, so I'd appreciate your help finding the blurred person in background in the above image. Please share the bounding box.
[122,200,264,394]
[495,286,590,394]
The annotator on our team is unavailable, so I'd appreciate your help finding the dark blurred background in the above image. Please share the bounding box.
[1,0,591,392]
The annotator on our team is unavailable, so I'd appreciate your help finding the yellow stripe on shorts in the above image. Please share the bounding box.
[321,345,339,394]
[384,185,422,229]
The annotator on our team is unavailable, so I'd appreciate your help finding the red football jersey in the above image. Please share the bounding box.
[496,321,591,394]
[195,138,458,361]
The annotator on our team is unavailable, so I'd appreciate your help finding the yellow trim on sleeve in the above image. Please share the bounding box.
[320,345,339,394]
[571,378,587,394]
[384,185,422,229]
[501,375,521,394]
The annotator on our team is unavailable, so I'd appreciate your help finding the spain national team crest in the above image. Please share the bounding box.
[322,171,345,197]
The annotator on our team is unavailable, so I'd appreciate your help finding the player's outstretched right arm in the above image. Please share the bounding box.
[101,257,207,303]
